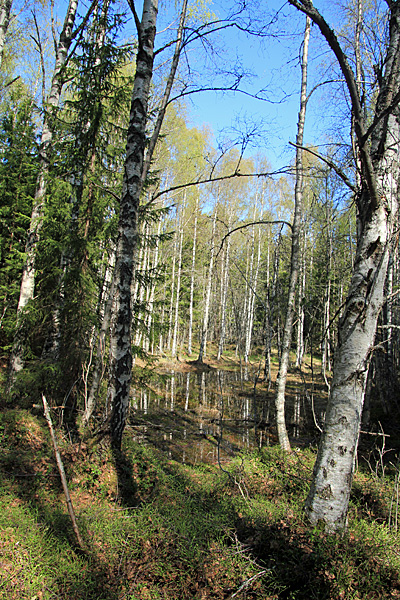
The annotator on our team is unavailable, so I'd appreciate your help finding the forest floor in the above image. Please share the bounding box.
[1,351,400,599]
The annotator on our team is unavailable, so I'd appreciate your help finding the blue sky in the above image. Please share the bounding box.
[169,0,318,171]
[51,0,345,171]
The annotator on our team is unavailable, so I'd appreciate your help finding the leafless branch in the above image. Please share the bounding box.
[287,0,379,209]
[227,570,268,600]
[32,11,46,105]
[362,87,400,144]
[168,84,291,107]
[218,220,292,259]
[289,141,356,192]
[126,0,142,40]
[42,394,85,551]
[3,75,20,89]
[70,0,99,42]
[151,167,291,202]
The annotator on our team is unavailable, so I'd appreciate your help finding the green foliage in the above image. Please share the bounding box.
[0,98,39,352]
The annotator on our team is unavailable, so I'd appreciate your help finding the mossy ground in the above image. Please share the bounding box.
[1,403,400,600]
[1,348,400,599]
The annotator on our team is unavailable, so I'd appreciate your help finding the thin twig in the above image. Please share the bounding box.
[227,570,267,599]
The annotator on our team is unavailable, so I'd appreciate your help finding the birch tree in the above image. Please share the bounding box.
[0,0,12,70]
[107,0,191,449]
[274,15,311,453]
[188,196,199,355]
[197,209,217,362]
[288,0,400,531]
[107,0,159,450]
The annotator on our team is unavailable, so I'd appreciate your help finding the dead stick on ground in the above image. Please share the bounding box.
[227,570,268,599]
[42,394,85,550]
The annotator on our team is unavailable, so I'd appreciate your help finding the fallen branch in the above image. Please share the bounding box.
[227,570,267,599]
[42,394,85,550]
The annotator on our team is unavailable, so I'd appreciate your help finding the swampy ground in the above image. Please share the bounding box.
[1,348,400,599]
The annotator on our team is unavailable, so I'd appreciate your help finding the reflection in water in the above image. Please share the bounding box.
[293,394,301,438]
[185,373,190,411]
[130,369,326,465]
[170,374,175,410]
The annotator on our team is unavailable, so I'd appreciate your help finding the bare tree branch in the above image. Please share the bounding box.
[217,220,292,259]
[362,86,400,144]
[289,141,356,192]
[287,0,379,209]
[126,0,142,40]
[150,167,290,203]
[142,0,188,182]
[32,11,46,105]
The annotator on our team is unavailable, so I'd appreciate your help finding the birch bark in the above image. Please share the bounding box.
[217,224,231,360]
[107,0,158,450]
[264,228,282,386]
[172,208,184,358]
[198,211,217,362]
[295,228,306,367]
[0,0,12,69]
[274,16,310,452]
[167,229,177,351]
[143,210,162,352]
[108,0,187,448]
[288,0,400,530]
[188,197,199,355]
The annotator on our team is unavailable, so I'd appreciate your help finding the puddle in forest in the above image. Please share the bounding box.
[128,368,327,465]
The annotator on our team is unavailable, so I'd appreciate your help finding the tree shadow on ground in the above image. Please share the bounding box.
[110,445,138,506]
[233,515,400,599]
[131,455,400,600]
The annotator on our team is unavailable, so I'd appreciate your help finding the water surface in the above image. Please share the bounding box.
[129,367,326,465]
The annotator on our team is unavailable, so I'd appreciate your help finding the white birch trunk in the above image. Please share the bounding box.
[0,0,12,69]
[108,0,158,450]
[288,0,400,531]
[172,212,184,358]
[108,0,187,448]
[187,198,198,355]
[295,230,306,367]
[144,212,162,352]
[217,230,231,360]
[322,208,333,377]
[245,224,261,362]
[198,211,217,362]
[167,229,177,351]
[134,222,149,349]
[274,16,310,452]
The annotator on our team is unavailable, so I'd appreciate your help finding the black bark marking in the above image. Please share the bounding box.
[366,238,380,258]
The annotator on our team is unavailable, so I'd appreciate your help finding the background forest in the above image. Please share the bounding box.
[1,0,400,597]
[0,0,363,423]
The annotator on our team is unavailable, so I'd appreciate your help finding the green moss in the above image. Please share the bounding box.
[1,408,400,599]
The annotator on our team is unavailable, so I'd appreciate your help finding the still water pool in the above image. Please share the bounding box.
[129,368,326,465]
